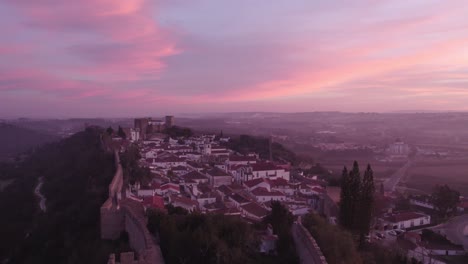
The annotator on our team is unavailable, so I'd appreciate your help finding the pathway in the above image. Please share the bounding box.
[384,160,412,192]
[34,177,46,212]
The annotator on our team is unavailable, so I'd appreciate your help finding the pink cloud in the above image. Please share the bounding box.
[4,0,179,80]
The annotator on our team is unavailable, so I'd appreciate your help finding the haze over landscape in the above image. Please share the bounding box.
[1,0,468,117]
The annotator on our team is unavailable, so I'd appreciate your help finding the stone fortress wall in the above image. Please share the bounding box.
[100,151,164,264]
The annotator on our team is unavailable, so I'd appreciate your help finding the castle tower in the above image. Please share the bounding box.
[134,118,150,140]
[165,115,174,128]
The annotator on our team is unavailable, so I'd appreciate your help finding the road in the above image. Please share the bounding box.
[383,160,412,192]
[432,214,468,250]
[34,177,47,212]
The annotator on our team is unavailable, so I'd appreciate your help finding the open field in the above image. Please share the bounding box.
[321,159,404,180]
[404,161,468,196]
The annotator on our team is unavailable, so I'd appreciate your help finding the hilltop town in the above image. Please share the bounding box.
[100,116,468,264]
[109,117,327,222]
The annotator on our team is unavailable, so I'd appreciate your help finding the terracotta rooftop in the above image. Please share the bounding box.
[267,178,289,188]
[171,195,199,207]
[243,178,266,188]
[206,167,231,177]
[385,211,427,223]
[251,162,279,171]
[181,171,208,181]
[251,187,285,197]
[241,202,269,218]
[229,156,257,162]
[230,193,251,204]
[161,183,180,192]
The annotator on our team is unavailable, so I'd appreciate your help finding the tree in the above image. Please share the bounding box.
[303,213,362,264]
[431,185,460,219]
[117,126,126,139]
[358,164,375,248]
[339,166,352,229]
[348,161,362,232]
[106,126,114,135]
[264,201,299,263]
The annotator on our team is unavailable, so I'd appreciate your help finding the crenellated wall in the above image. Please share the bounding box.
[293,216,328,264]
[101,151,164,264]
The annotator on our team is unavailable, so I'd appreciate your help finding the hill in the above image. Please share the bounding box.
[0,127,120,264]
[0,123,57,161]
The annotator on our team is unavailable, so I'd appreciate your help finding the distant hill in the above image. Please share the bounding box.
[0,123,57,161]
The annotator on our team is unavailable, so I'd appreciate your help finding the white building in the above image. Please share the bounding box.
[251,187,286,203]
[387,139,410,157]
[382,211,431,230]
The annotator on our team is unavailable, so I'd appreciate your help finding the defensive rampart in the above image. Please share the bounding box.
[293,216,328,264]
[101,151,164,264]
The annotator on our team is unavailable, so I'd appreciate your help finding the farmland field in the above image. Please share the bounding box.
[321,159,404,180]
[404,160,468,196]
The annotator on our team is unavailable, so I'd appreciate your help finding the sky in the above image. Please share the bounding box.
[1,0,468,117]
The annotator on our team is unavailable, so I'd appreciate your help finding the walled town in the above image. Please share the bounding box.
[100,116,468,264]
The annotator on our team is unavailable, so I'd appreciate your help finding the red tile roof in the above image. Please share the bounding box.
[230,193,251,204]
[251,162,279,171]
[385,212,427,223]
[161,183,180,192]
[229,156,257,162]
[243,178,266,188]
[241,202,269,218]
[251,187,285,197]
[142,195,165,210]
[171,195,199,207]
[267,178,289,188]
[206,167,231,177]
[182,171,208,181]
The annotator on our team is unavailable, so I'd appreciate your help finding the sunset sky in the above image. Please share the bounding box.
[1,0,468,117]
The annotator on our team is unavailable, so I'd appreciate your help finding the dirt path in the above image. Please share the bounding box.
[34,177,46,212]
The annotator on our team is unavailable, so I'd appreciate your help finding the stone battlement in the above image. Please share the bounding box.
[100,151,164,264]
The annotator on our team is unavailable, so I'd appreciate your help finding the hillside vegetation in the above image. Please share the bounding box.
[0,127,119,264]
[0,123,57,161]
[224,135,299,164]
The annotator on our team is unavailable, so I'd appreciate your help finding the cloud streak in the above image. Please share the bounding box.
[1,0,468,116]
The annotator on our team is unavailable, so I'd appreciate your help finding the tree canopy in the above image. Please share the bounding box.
[0,127,121,263]
[431,184,460,219]
[303,213,362,264]
[163,126,194,138]
[339,162,375,246]
[224,135,298,164]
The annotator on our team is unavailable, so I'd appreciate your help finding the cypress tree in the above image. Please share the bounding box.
[349,161,361,232]
[358,164,375,247]
[117,126,126,139]
[339,166,351,229]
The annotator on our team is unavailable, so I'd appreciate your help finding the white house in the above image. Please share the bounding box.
[240,202,270,221]
[170,195,199,212]
[250,163,290,181]
[149,157,187,169]
[226,155,257,167]
[206,167,232,187]
[180,171,209,184]
[382,211,431,230]
[251,187,286,203]
[243,178,271,191]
